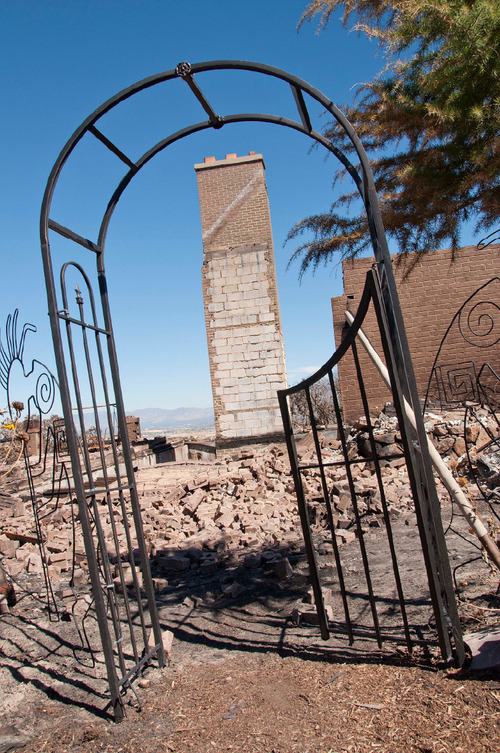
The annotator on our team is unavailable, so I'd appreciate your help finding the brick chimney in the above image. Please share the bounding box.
[195,153,287,447]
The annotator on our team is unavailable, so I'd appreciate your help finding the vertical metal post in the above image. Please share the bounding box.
[278,391,330,640]
[369,268,464,664]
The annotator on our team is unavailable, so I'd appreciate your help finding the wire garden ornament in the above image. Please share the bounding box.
[0,309,71,616]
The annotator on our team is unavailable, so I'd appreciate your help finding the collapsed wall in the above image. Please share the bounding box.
[195,152,287,448]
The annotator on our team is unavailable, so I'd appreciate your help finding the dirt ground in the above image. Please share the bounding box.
[14,653,500,753]
[1,460,499,753]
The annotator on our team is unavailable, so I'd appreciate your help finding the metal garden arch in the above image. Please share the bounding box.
[40,61,464,719]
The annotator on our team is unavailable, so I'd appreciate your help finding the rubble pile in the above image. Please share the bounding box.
[424,408,498,460]
[0,437,409,586]
[0,409,496,586]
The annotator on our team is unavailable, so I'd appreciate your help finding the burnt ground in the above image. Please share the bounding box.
[1,467,499,752]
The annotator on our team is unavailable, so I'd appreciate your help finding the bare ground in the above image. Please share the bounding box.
[9,648,500,753]
[1,460,499,753]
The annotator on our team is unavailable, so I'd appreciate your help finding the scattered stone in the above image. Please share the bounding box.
[274,557,293,580]
[243,553,262,569]
[156,555,190,572]
[303,587,333,605]
[148,628,174,659]
[337,531,356,545]
[2,407,491,597]
[318,541,334,555]
[200,555,218,574]
[223,582,245,599]
[0,536,19,558]
[433,423,448,437]
[437,436,455,454]
[113,569,135,593]
[152,577,169,593]
[296,604,335,625]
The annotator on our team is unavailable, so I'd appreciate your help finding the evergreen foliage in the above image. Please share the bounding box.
[289,0,500,274]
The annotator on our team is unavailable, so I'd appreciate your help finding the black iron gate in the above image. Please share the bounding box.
[279,268,465,663]
[39,60,465,715]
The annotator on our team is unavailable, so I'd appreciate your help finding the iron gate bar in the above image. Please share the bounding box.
[279,386,330,641]
[367,270,453,656]
[84,484,135,497]
[304,380,354,643]
[368,267,465,664]
[59,261,165,716]
[59,316,110,337]
[96,246,167,668]
[325,623,440,646]
[177,64,224,128]
[73,283,145,665]
[345,340,385,646]
[350,328,413,651]
[279,274,378,645]
[290,84,313,132]
[39,61,466,714]
[375,256,465,664]
[327,368,356,643]
[67,264,160,658]
[329,374,384,646]
[48,220,103,254]
[88,126,138,169]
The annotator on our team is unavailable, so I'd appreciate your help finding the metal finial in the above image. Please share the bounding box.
[176,61,191,78]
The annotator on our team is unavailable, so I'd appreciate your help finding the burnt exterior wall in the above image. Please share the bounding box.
[195,153,287,446]
[331,244,500,422]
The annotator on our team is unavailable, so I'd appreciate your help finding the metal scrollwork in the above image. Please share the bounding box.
[477,227,500,250]
[425,277,500,411]
[458,298,500,349]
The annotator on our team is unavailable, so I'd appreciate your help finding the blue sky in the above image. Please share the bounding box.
[0,1,477,415]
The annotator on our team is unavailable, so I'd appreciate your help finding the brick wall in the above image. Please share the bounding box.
[331,244,500,421]
[195,153,287,446]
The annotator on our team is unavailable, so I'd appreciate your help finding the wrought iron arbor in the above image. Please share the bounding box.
[40,61,465,717]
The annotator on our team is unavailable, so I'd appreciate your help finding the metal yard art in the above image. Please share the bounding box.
[0,309,64,616]
[38,61,466,717]
[425,276,499,411]
[424,265,500,528]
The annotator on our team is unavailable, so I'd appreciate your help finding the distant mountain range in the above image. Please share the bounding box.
[131,407,215,431]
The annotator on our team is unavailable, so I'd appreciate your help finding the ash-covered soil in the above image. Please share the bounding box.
[1,498,498,751]
[1,428,499,752]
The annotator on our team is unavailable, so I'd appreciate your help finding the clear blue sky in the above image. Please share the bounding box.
[0,0,478,414]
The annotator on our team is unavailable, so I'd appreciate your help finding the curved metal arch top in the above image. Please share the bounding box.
[40,59,391,275]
